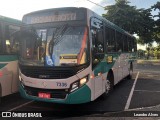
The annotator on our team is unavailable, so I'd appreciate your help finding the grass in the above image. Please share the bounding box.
[137,59,160,65]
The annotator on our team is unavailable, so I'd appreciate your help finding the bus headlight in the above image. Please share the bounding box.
[80,77,87,86]
[19,75,25,88]
[70,76,88,92]
[19,75,22,81]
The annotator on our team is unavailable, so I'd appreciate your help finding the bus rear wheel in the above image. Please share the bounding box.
[127,63,133,79]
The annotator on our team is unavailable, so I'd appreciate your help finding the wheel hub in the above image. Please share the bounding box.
[105,80,110,93]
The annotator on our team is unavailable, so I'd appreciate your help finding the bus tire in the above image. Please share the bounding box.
[127,62,133,79]
[101,71,114,98]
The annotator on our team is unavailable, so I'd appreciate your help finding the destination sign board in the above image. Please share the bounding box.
[23,10,84,24]
[30,13,76,24]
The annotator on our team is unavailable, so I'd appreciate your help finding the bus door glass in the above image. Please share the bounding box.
[0,23,3,54]
[36,29,47,61]
[91,18,104,65]
[5,25,20,54]
[91,17,104,97]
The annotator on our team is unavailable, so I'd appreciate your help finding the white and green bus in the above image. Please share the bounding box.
[0,16,23,103]
[18,7,137,104]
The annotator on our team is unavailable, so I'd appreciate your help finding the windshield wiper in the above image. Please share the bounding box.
[52,24,68,45]
[48,24,69,55]
[45,24,69,66]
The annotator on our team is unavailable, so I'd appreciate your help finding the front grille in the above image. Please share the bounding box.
[19,64,89,79]
[20,66,76,79]
[24,85,68,99]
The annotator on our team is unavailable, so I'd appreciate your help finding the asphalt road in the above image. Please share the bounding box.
[0,60,160,119]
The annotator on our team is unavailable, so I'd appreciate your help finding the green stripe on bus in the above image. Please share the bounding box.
[93,52,137,76]
[0,64,7,69]
[67,85,91,104]
[19,84,91,104]
[0,55,18,62]
[93,54,119,76]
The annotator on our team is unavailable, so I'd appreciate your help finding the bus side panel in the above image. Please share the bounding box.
[94,75,103,98]
[122,54,130,78]
[5,61,19,93]
[118,54,125,81]
[108,54,119,85]
[0,72,12,96]
[0,55,19,96]
[113,53,130,85]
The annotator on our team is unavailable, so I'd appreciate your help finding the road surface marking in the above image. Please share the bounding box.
[126,104,160,111]
[124,71,139,110]
[8,101,34,111]
[135,70,160,74]
[135,90,160,93]
[26,105,54,110]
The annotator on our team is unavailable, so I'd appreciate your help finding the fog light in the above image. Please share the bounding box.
[70,82,79,92]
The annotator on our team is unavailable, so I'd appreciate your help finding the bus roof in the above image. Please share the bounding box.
[0,15,22,25]
[23,7,134,38]
[23,7,86,17]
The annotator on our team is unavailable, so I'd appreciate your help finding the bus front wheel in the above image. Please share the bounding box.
[102,72,114,98]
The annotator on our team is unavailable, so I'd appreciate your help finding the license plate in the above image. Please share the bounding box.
[38,92,51,99]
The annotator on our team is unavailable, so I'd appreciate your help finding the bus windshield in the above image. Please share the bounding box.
[19,26,89,66]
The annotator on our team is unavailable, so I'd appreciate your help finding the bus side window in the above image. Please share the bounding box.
[134,38,137,52]
[123,36,128,52]
[116,31,123,52]
[92,27,104,53]
[105,27,116,52]
[97,29,104,53]
[91,17,104,55]
[128,38,133,52]
[5,25,10,53]
[0,23,2,54]
[5,25,20,54]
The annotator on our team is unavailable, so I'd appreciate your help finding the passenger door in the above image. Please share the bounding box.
[91,17,105,98]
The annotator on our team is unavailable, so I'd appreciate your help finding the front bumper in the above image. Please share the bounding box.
[19,83,91,104]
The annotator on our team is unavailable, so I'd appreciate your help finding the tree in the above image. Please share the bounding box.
[157,45,160,59]
[102,0,155,45]
[151,2,160,44]
[137,8,155,45]
[137,49,145,59]
[103,0,141,34]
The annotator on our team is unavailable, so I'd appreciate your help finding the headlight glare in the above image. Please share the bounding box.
[70,75,88,92]
[80,77,87,86]
[19,75,22,81]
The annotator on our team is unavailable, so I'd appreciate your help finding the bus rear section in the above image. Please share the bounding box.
[0,16,22,103]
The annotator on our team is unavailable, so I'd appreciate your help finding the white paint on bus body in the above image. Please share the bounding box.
[0,61,19,97]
